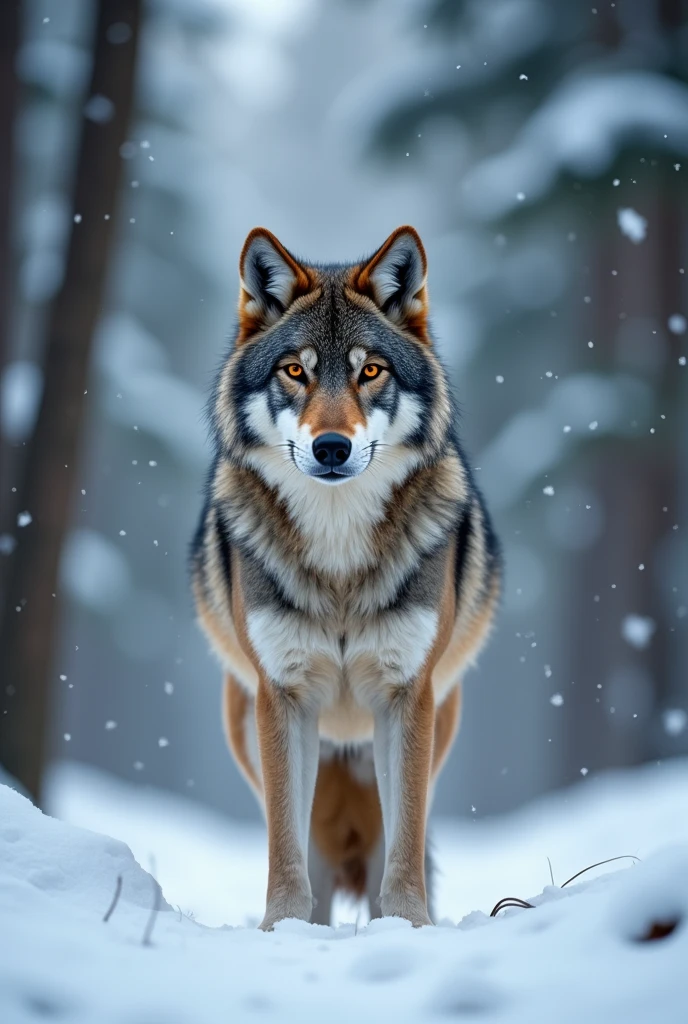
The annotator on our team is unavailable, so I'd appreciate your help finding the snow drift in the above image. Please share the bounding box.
[2,761,688,1023]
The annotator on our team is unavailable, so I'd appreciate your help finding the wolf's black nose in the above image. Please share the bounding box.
[313,433,352,468]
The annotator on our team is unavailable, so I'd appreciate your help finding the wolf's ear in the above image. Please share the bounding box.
[354,226,429,343]
[237,228,311,343]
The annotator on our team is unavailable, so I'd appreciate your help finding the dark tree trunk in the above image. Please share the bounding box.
[561,0,687,783]
[0,1,21,524]
[0,0,142,801]
[563,182,684,781]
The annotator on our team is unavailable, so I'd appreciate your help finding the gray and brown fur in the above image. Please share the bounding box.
[192,226,501,929]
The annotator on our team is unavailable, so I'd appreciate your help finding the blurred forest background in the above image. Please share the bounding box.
[1,0,686,822]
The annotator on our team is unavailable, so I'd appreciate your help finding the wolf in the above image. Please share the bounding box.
[191,226,501,929]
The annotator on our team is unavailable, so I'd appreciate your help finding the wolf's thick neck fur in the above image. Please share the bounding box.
[213,447,469,618]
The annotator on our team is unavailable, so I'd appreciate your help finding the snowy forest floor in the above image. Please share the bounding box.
[2,760,688,1023]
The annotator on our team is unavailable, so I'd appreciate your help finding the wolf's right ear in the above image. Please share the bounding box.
[353,226,430,344]
[237,228,311,344]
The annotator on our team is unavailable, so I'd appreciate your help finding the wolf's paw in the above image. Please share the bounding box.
[380,883,433,928]
[259,882,313,931]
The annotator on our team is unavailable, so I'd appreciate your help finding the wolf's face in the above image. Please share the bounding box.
[214,227,452,502]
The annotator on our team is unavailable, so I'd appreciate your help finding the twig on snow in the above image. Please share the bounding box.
[560,854,640,888]
[103,875,123,923]
[490,897,535,918]
[489,854,641,918]
[142,857,163,947]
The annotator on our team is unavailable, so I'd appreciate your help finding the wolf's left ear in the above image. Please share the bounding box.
[354,226,429,344]
[237,228,311,343]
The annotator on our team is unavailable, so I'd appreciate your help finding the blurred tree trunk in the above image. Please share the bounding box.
[563,0,685,782]
[565,190,683,778]
[0,0,142,801]
[0,1,21,533]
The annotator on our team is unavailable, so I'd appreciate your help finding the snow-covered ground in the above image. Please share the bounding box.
[2,760,687,1023]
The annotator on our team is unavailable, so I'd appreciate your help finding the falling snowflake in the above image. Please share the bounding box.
[550,693,564,707]
[663,709,687,737]
[621,614,656,649]
[17,511,32,528]
[668,314,686,335]
[84,94,115,124]
[0,534,16,555]
[617,208,647,244]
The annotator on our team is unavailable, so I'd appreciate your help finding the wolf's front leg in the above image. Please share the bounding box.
[373,671,434,927]
[255,676,320,930]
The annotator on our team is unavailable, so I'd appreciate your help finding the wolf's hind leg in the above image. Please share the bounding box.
[366,836,385,920]
[311,746,383,924]
[222,674,262,798]
[308,839,335,926]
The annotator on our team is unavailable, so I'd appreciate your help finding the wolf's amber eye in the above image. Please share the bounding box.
[287,364,304,379]
[361,364,381,381]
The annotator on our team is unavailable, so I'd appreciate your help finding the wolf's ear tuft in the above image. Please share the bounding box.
[237,228,311,343]
[354,226,429,343]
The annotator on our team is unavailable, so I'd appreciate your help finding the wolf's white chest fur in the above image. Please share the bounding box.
[247,604,437,693]
[244,479,439,736]
[246,603,438,743]
[240,450,441,741]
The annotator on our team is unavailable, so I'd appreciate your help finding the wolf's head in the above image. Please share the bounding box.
[213,227,453,502]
